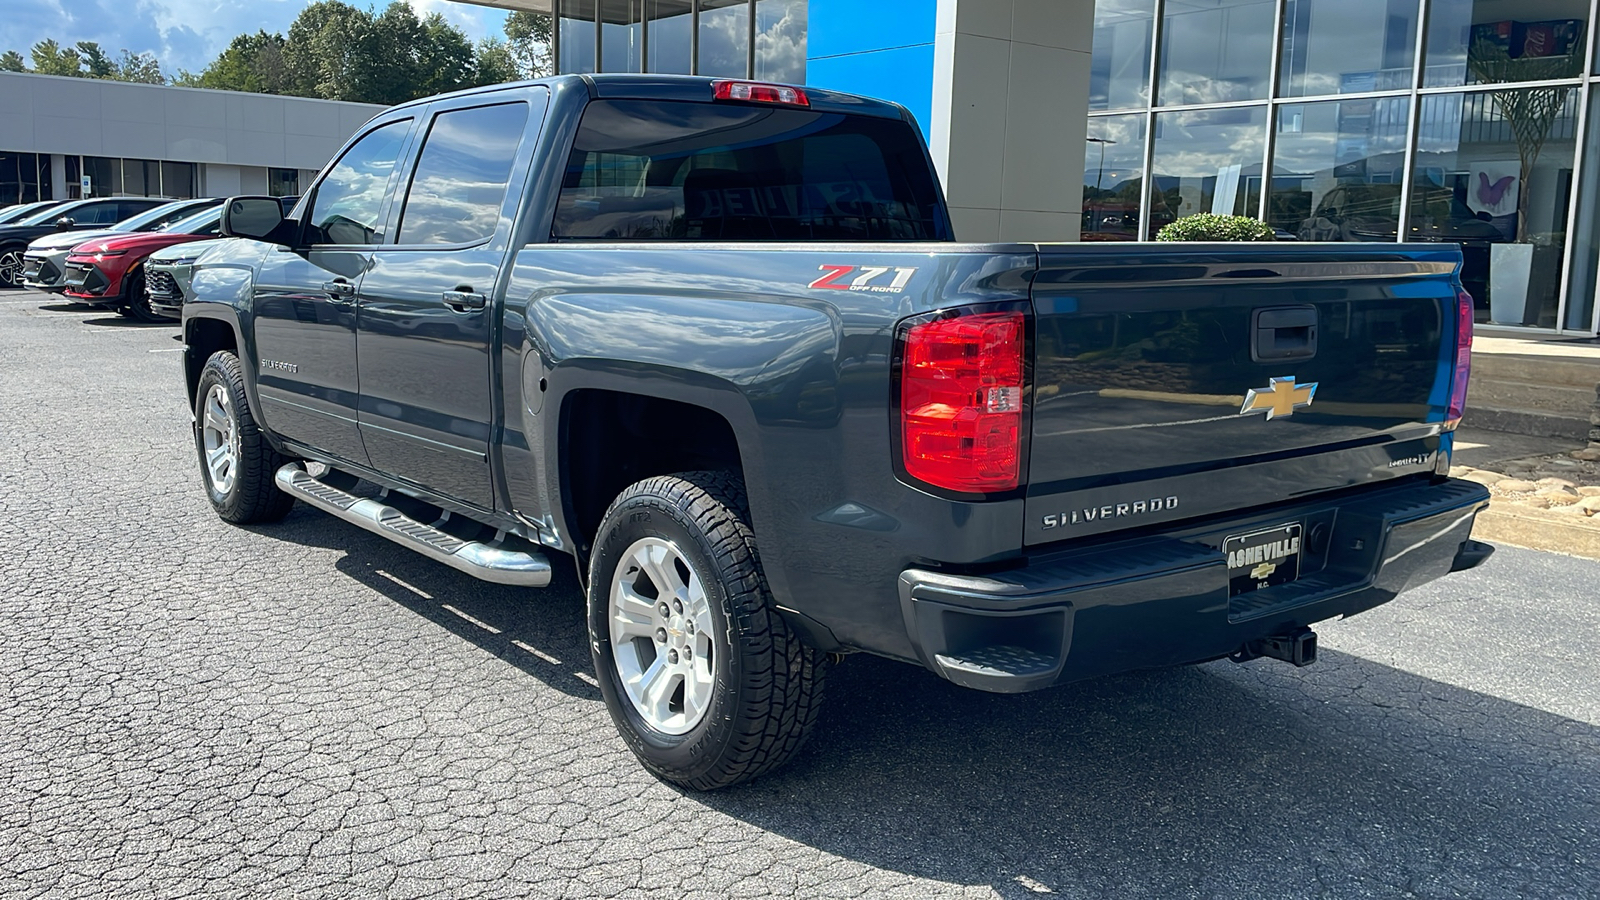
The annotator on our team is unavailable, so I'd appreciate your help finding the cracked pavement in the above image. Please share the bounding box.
[0,290,1596,899]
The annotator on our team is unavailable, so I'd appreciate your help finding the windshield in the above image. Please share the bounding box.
[0,202,57,225]
[112,201,213,233]
[18,200,92,226]
[163,207,222,234]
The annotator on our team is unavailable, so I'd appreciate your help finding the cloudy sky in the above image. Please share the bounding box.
[0,0,509,76]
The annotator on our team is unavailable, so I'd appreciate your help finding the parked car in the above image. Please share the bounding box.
[187,75,1491,789]
[0,199,69,227]
[0,197,173,288]
[22,198,218,293]
[145,196,299,319]
[62,205,227,321]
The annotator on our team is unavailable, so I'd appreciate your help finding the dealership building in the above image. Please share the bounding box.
[4,0,1600,334]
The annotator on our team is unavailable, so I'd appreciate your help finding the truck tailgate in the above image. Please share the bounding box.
[1024,245,1461,545]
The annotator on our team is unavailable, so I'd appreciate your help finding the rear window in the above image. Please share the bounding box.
[551,99,945,242]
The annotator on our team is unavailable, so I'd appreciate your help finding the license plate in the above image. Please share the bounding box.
[1225,523,1302,596]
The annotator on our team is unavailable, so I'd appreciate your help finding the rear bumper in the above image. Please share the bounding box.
[898,477,1491,693]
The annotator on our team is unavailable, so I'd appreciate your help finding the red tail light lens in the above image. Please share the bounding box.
[1446,290,1474,426]
[712,80,809,106]
[900,311,1026,493]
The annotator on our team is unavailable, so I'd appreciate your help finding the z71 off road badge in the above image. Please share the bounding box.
[1239,376,1317,420]
[808,264,917,293]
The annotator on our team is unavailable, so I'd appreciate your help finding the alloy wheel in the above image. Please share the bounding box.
[0,251,23,288]
[200,383,240,495]
[609,537,716,735]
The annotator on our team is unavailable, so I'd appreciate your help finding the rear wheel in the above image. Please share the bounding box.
[193,351,296,524]
[587,471,828,790]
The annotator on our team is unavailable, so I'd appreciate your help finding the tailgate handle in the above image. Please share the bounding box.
[1252,306,1318,362]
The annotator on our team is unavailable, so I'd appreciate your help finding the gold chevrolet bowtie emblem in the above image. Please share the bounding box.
[1251,561,1278,580]
[1240,376,1318,420]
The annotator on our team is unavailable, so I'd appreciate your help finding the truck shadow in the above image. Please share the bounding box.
[252,509,1598,895]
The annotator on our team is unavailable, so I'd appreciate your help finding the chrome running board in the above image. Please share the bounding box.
[275,464,552,587]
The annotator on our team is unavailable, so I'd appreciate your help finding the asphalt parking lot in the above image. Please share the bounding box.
[1,289,1596,900]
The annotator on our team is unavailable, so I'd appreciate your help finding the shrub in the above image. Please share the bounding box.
[1155,213,1277,242]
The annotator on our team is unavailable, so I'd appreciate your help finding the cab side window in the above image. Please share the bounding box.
[396,102,529,245]
[305,119,412,246]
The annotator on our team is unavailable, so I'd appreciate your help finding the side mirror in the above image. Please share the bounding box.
[221,196,292,245]
[56,216,75,228]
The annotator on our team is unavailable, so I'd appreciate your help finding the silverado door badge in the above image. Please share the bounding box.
[1240,376,1317,420]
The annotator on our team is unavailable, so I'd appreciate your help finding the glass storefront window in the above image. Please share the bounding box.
[1565,85,1600,331]
[646,0,693,74]
[1268,97,1411,239]
[1412,88,1578,326]
[0,152,45,205]
[269,168,300,197]
[1425,0,1587,88]
[755,0,806,83]
[160,161,196,199]
[699,0,749,78]
[1083,114,1147,240]
[1091,0,1154,111]
[1280,0,1417,97]
[85,157,122,198]
[560,0,598,75]
[1149,107,1267,233]
[1158,0,1276,106]
[603,0,645,73]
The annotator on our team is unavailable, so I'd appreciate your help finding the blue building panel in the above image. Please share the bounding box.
[806,0,937,59]
[806,45,936,139]
[806,0,936,138]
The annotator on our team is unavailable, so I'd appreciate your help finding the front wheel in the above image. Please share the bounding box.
[123,269,167,322]
[0,247,24,288]
[193,351,296,524]
[587,471,828,790]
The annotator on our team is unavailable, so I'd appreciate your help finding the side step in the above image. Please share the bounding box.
[275,465,552,587]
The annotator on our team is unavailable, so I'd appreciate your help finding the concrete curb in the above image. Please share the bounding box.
[1473,503,1600,562]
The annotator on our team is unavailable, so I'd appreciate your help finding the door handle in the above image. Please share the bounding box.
[443,290,487,312]
[321,280,355,297]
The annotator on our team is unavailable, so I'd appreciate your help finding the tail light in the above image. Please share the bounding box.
[1446,290,1474,427]
[713,80,809,107]
[899,310,1026,493]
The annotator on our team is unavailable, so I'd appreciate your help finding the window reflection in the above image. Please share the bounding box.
[700,0,749,77]
[646,0,693,74]
[602,0,645,73]
[306,119,411,246]
[399,103,529,246]
[755,0,806,83]
[560,0,597,74]
[1091,0,1154,111]
[1158,0,1275,105]
[1149,107,1267,234]
[1425,0,1587,87]
[1280,0,1417,97]
[1412,89,1577,325]
[1269,98,1410,241]
[1082,115,1146,240]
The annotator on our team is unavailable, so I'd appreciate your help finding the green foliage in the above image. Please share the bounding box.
[1155,213,1276,242]
[504,10,554,78]
[4,6,549,101]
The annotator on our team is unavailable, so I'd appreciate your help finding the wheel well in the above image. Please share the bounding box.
[184,318,237,408]
[562,389,744,556]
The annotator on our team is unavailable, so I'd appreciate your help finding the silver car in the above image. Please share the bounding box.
[22,198,216,292]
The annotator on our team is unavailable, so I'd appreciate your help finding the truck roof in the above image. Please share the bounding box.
[383,73,915,124]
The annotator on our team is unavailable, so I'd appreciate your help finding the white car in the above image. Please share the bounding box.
[22,198,216,293]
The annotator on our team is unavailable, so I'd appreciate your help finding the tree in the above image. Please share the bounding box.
[0,51,25,72]
[191,31,292,94]
[284,1,372,101]
[75,41,116,78]
[31,40,83,77]
[1468,39,1582,243]
[116,50,165,84]
[473,38,520,87]
[503,11,553,79]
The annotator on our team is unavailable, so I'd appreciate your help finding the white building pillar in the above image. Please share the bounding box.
[930,0,1094,242]
[49,154,68,200]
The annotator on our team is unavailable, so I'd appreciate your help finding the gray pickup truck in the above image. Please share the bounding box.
[183,74,1492,789]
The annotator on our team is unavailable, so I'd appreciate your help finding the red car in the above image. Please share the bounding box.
[63,203,223,322]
